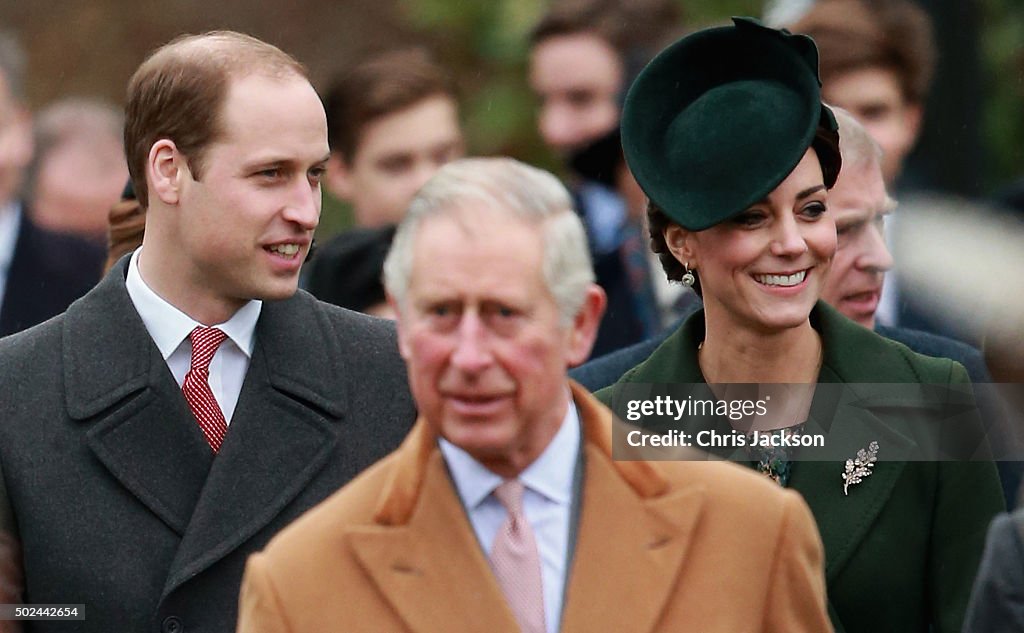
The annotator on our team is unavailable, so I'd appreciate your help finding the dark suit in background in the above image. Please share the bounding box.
[0,208,103,337]
[963,509,1024,632]
[0,262,416,632]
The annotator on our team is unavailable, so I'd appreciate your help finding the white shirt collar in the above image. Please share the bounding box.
[125,247,261,359]
[440,392,580,510]
[0,201,22,275]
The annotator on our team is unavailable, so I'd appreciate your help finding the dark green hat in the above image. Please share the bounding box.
[621,17,841,231]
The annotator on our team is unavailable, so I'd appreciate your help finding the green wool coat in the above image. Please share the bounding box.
[597,301,1004,633]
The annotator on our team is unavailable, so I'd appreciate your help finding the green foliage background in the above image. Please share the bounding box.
[393,0,1022,191]
[317,0,1022,238]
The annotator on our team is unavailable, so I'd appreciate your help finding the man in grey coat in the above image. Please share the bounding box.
[963,509,1024,632]
[0,31,415,632]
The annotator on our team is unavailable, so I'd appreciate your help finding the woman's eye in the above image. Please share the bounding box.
[732,211,766,227]
[802,202,827,218]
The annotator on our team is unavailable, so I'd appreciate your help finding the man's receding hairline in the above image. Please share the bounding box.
[143,32,305,81]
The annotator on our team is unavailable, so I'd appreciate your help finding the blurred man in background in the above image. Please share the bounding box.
[322,47,464,229]
[0,31,103,337]
[527,0,691,357]
[305,48,464,317]
[790,0,935,188]
[789,0,940,334]
[25,97,128,244]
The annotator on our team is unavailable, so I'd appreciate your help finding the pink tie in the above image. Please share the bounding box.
[490,479,546,633]
[182,326,229,453]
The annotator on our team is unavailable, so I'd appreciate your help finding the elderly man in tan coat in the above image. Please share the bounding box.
[237,157,832,633]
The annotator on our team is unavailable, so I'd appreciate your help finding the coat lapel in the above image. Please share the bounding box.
[613,303,941,587]
[562,386,705,633]
[788,398,914,582]
[795,303,923,582]
[65,262,213,536]
[163,293,345,598]
[347,385,701,633]
[348,423,521,633]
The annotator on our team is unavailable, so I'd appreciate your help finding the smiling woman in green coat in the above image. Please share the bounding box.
[598,18,1004,633]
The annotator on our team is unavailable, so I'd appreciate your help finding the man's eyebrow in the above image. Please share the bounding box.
[242,153,332,170]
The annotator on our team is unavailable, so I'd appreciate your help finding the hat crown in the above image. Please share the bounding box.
[621,17,840,230]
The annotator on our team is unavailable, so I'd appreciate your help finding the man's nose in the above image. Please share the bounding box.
[283,177,321,230]
[858,222,894,273]
[450,312,493,373]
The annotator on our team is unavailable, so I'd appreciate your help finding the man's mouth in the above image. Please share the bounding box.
[266,243,301,259]
[753,270,808,287]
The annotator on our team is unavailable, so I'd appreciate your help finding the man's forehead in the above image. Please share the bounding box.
[357,97,461,157]
[0,72,18,119]
[214,72,326,146]
[531,34,622,82]
[408,208,547,278]
[414,206,535,244]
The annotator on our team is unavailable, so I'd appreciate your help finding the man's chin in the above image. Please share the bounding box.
[839,305,876,329]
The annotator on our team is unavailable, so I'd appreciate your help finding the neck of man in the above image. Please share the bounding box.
[137,236,246,326]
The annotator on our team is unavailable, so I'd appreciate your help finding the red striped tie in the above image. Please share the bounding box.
[182,326,229,453]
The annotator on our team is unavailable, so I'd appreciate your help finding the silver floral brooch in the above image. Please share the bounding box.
[842,441,879,495]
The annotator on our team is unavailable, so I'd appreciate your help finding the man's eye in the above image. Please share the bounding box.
[379,158,412,175]
[256,168,282,179]
[858,105,891,121]
[566,90,595,108]
[308,167,326,183]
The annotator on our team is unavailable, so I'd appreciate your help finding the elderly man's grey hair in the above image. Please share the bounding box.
[25,97,125,203]
[383,157,594,325]
[0,30,26,101]
[831,105,883,169]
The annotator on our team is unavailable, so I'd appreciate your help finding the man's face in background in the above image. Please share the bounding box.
[529,32,623,157]
[820,155,895,327]
[823,66,922,185]
[0,72,31,207]
[326,94,464,228]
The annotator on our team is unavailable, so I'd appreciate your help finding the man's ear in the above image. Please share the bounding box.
[903,102,924,148]
[325,153,355,201]
[147,139,185,206]
[663,224,698,268]
[565,284,607,367]
[7,107,33,173]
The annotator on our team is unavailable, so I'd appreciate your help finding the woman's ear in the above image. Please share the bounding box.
[663,224,697,268]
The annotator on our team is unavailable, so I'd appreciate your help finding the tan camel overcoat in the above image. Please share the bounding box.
[238,382,832,633]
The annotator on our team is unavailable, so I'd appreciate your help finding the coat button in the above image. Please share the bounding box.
[162,616,183,633]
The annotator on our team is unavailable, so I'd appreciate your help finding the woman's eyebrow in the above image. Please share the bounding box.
[796,184,827,200]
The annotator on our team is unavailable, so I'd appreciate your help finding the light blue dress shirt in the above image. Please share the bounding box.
[440,400,580,633]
